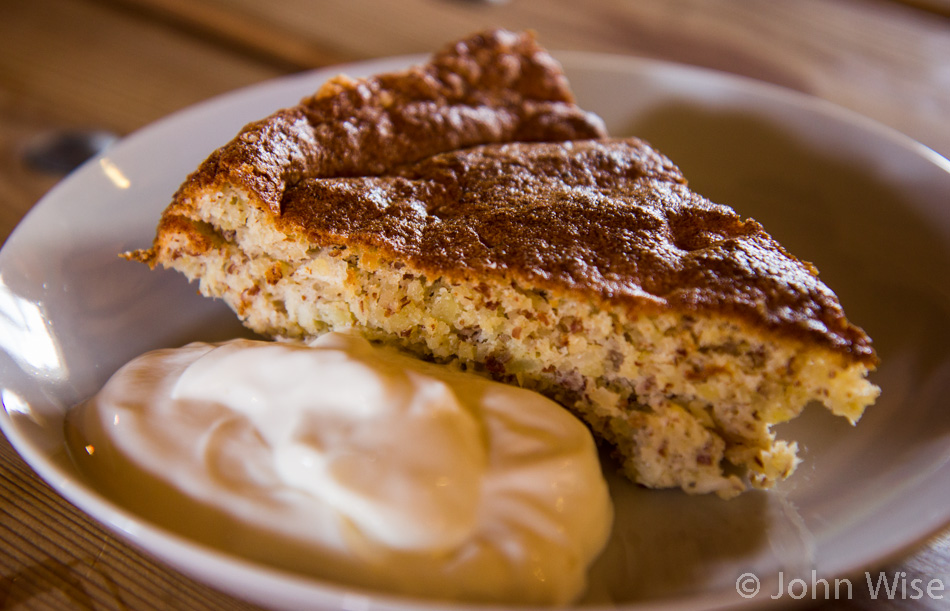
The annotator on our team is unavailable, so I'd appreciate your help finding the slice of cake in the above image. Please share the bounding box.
[130,30,879,497]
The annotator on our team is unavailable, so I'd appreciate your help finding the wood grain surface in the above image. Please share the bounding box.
[1,0,949,609]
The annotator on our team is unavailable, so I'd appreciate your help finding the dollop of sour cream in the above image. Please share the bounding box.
[67,332,613,605]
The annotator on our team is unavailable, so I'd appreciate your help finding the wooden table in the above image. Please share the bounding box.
[1,0,949,608]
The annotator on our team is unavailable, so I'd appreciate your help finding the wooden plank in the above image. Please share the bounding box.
[0,0,282,244]
[92,0,349,71]
[1,0,280,133]
[0,435,260,609]
[887,0,950,17]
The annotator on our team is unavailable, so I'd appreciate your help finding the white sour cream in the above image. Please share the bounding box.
[66,332,613,605]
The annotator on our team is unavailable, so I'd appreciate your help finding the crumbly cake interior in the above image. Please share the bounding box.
[150,180,878,498]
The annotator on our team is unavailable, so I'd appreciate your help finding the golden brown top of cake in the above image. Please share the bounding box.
[174,29,607,216]
[275,137,875,363]
[151,29,874,364]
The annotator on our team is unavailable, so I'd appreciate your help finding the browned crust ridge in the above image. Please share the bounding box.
[168,29,608,218]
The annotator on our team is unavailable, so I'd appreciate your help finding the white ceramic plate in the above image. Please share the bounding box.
[2,52,950,610]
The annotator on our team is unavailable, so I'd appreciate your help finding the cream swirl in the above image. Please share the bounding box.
[67,332,612,605]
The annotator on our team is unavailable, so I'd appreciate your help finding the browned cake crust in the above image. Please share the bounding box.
[276,138,874,363]
[148,29,872,364]
[169,29,607,218]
